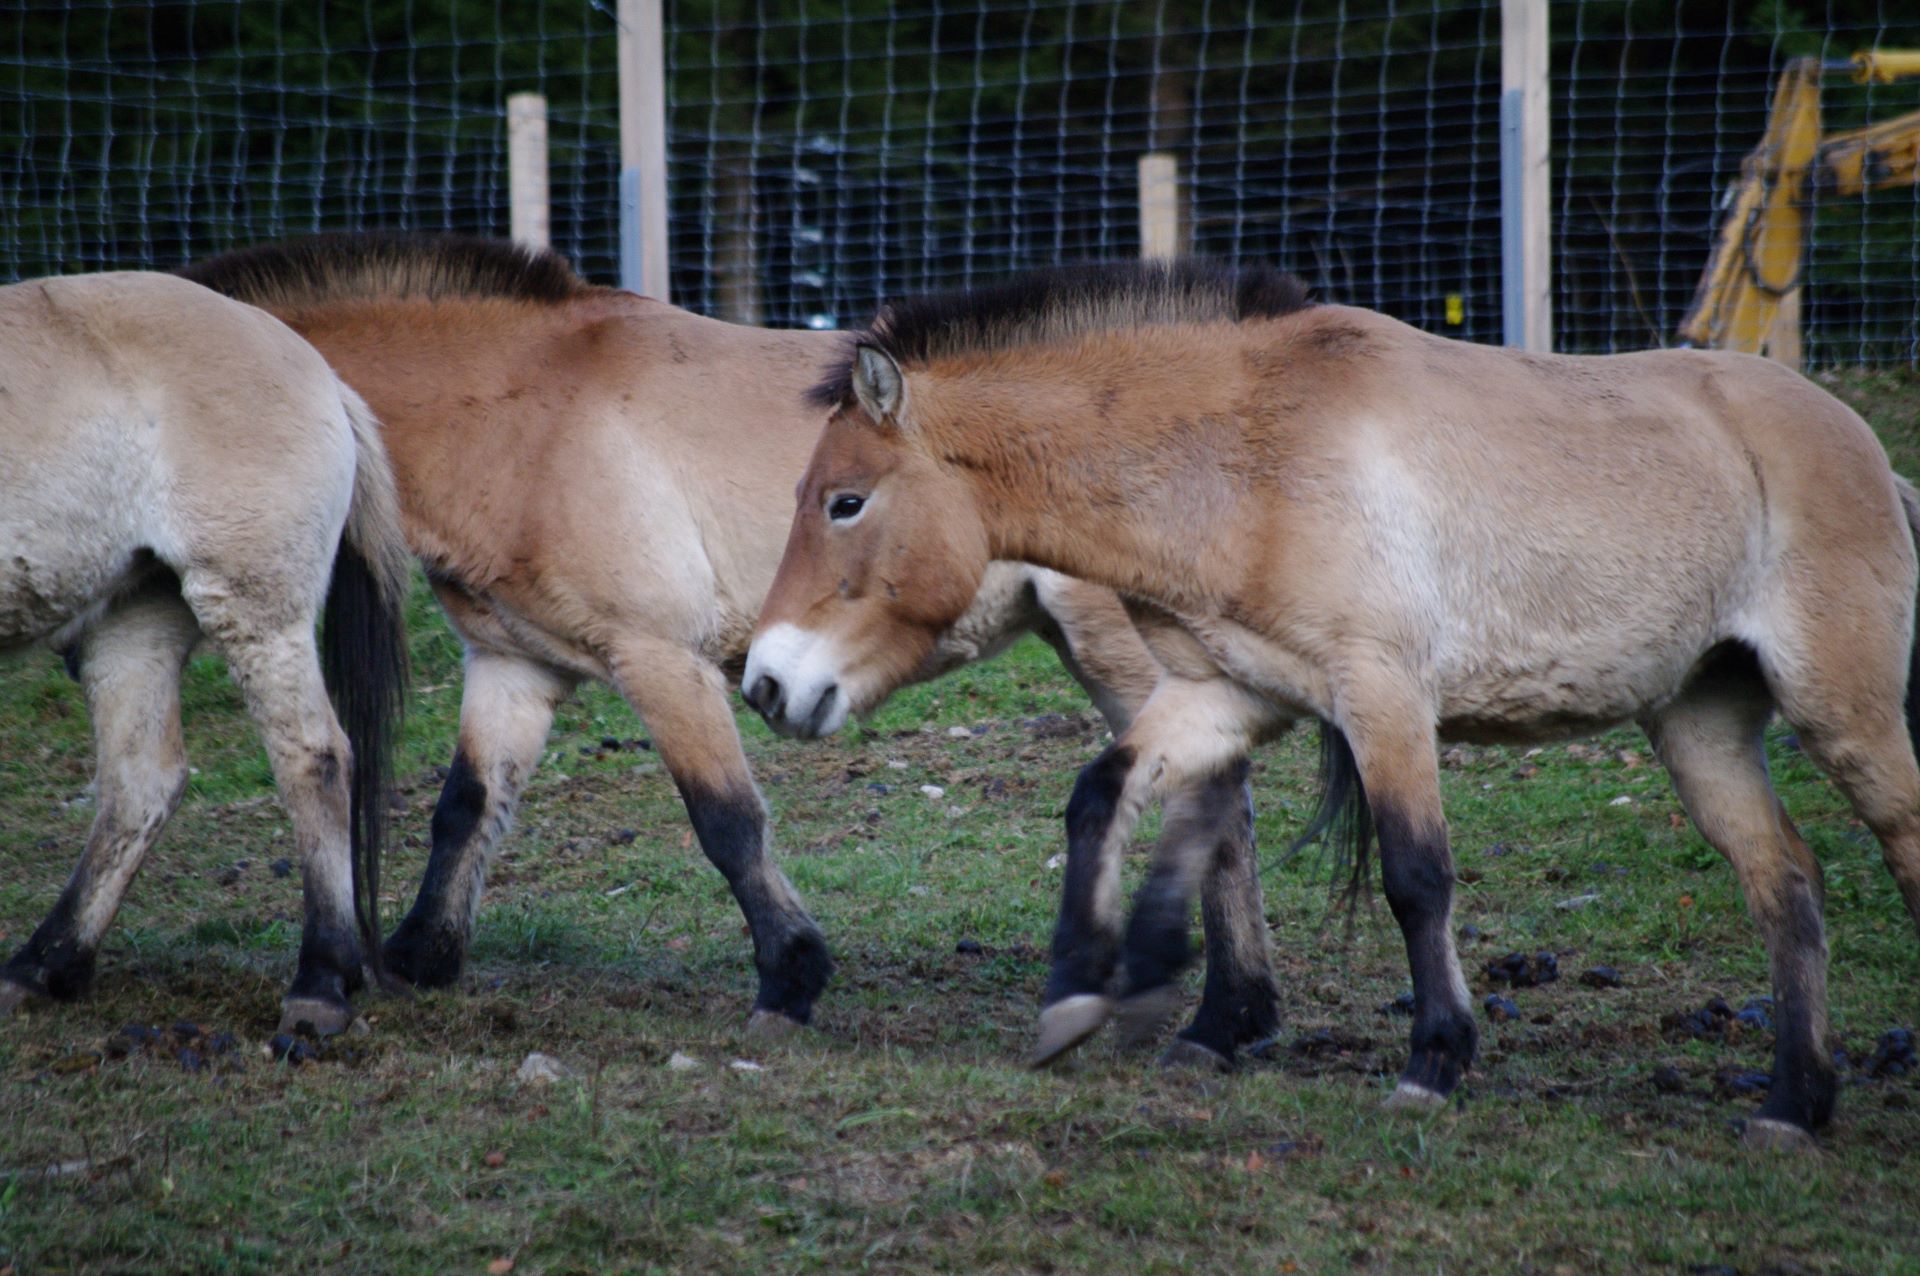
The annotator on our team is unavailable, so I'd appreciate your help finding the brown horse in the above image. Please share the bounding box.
[744,259,1920,1147]
[0,271,409,1035]
[179,236,1283,1060]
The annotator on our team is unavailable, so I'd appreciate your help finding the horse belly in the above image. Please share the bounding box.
[1435,623,1715,745]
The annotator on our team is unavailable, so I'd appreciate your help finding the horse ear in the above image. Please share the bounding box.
[852,345,909,428]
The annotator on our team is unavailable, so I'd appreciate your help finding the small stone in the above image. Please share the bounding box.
[947,725,972,738]
[1556,893,1600,910]
[1483,994,1520,1023]
[484,1150,507,1167]
[1579,965,1624,989]
[728,1059,764,1072]
[666,1051,702,1072]
[920,784,946,799]
[1608,795,1632,807]
[515,1052,569,1085]
[348,1016,372,1037]
[1045,854,1065,871]
[886,759,909,770]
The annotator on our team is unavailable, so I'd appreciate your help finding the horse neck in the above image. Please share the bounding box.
[916,333,1252,606]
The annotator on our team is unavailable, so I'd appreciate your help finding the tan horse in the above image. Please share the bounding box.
[180,236,1282,1059]
[745,259,1920,1147]
[0,271,410,1035]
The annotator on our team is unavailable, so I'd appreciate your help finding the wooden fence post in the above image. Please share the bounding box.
[1500,0,1551,351]
[1138,152,1181,260]
[507,92,550,251]
[617,0,670,301]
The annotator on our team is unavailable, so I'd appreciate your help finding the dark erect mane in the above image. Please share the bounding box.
[807,259,1313,408]
[178,231,592,311]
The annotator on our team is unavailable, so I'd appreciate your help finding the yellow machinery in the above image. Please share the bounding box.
[1677,50,1920,365]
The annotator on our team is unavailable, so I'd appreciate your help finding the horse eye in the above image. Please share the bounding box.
[828,494,866,522]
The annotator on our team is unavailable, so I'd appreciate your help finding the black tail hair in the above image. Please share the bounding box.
[1896,478,1920,773]
[319,539,408,987]
[1283,722,1376,916]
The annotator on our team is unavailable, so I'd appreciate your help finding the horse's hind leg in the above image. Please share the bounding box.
[1643,655,1834,1145]
[384,650,575,987]
[608,640,832,1032]
[1,591,198,1013]
[186,575,364,1035]
[1167,771,1280,1067]
[1033,674,1268,1067]
[1029,579,1279,1068]
[1111,760,1281,1070]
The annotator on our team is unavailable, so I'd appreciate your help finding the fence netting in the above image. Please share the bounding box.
[4,2,1917,363]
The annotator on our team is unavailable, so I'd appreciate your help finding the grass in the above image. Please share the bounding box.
[1,368,1918,1274]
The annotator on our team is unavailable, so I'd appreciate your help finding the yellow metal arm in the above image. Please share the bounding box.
[1676,51,1920,359]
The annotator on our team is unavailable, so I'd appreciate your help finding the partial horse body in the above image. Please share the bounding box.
[744,260,1920,1145]
[181,236,1282,1061]
[0,271,409,1034]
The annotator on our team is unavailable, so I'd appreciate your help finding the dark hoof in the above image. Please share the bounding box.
[1029,994,1112,1068]
[1742,1116,1819,1153]
[1113,984,1184,1050]
[1160,1036,1234,1073]
[381,923,465,990]
[745,1008,805,1041]
[278,994,354,1037]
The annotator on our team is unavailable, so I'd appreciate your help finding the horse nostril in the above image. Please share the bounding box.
[748,673,783,717]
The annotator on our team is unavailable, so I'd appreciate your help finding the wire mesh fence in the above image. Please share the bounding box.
[3,2,1918,363]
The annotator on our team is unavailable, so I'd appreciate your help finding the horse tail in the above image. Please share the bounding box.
[322,384,411,985]
[1284,722,1376,916]
[1895,475,1920,762]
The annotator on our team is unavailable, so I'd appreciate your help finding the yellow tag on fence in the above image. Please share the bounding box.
[1446,293,1465,326]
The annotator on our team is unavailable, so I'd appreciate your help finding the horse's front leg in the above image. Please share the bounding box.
[1341,683,1477,1107]
[1031,743,1152,1065]
[609,640,832,1033]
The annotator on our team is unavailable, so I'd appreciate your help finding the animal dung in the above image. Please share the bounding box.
[1484,951,1558,988]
